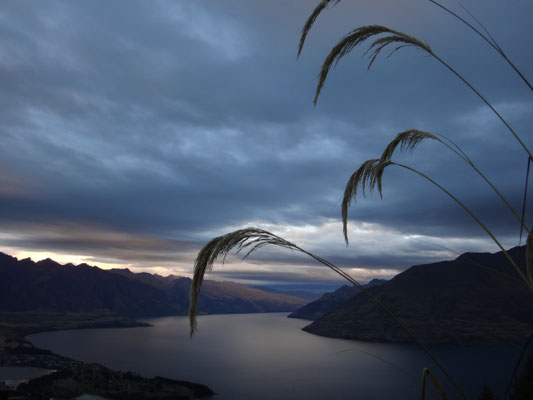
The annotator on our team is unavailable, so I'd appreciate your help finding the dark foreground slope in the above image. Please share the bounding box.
[288,279,386,321]
[304,246,533,345]
[1,348,214,399]
[0,252,306,318]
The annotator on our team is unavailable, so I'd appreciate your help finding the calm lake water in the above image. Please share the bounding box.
[28,313,528,400]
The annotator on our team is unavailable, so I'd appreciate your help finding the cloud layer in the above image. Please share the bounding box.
[1,0,531,287]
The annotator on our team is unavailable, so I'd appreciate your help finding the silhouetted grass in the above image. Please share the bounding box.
[188,3,532,400]
[341,157,531,291]
[420,368,448,400]
[379,129,527,235]
[188,227,467,399]
[298,1,532,399]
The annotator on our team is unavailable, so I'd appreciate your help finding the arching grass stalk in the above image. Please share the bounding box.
[527,230,533,285]
[428,52,533,162]
[188,227,466,400]
[420,368,448,400]
[428,0,533,92]
[308,24,532,160]
[380,129,530,235]
[520,158,531,245]
[297,0,335,59]
[298,1,533,95]
[342,159,533,290]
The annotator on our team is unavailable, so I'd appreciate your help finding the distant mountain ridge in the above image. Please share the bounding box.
[288,279,387,320]
[303,246,533,345]
[251,286,322,301]
[0,252,307,317]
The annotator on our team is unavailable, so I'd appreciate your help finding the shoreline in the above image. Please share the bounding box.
[0,314,214,399]
[1,347,214,399]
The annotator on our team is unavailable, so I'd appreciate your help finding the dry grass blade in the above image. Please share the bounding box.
[429,0,533,91]
[342,159,391,243]
[342,158,532,290]
[189,228,299,336]
[380,130,438,161]
[380,130,529,236]
[527,230,533,285]
[520,157,531,244]
[420,368,448,400]
[298,0,330,58]
[366,35,428,69]
[188,227,468,399]
[315,25,432,104]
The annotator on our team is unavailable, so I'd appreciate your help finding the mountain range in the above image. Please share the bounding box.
[0,252,307,317]
[3,244,532,346]
[298,246,533,345]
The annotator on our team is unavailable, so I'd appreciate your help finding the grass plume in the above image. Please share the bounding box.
[311,24,532,160]
[380,129,438,161]
[314,25,431,105]
[188,227,468,399]
[341,158,532,290]
[342,159,390,243]
[298,0,335,58]
[297,3,532,399]
[379,130,529,235]
[189,228,300,336]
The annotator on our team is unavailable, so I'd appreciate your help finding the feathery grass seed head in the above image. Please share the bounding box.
[315,25,433,104]
[189,228,300,337]
[342,159,391,243]
[380,130,438,161]
[298,0,329,58]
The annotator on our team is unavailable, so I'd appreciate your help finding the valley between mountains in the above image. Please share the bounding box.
[1,246,532,347]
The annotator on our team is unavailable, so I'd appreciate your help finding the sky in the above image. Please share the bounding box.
[0,0,532,292]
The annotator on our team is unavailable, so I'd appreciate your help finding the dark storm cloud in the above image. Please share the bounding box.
[0,0,531,280]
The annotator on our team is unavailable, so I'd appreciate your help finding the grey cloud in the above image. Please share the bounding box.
[0,0,531,283]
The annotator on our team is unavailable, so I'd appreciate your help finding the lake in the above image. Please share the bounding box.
[27,313,527,400]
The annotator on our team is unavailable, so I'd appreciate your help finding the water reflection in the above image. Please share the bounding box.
[28,313,525,400]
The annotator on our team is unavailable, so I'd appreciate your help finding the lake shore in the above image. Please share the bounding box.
[0,312,214,399]
[28,313,526,400]
[0,310,151,352]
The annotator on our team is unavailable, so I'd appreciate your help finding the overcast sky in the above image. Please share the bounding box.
[1,0,532,291]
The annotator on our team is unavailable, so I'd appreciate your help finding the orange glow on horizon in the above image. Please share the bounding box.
[3,248,188,278]
[7,250,129,270]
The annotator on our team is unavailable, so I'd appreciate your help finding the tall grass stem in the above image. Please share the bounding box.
[392,161,532,290]
[420,368,448,400]
[188,228,469,400]
[428,0,533,91]
[431,54,533,161]
[519,157,531,245]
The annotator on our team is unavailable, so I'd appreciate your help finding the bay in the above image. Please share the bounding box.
[27,313,525,400]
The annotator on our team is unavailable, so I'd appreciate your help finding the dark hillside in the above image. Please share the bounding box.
[288,279,386,321]
[304,246,533,345]
[0,252,306,318]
